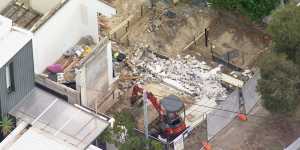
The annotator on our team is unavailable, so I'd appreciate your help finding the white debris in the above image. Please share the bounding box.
[136,54,228,101]
[242,69,253,79]
[163,78,194,95]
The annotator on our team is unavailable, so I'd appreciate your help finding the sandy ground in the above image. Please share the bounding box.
[125,2,270,69]
[128,2,215,56]
[186,10,271,69]
[184,121,207,150]
[211,102,300,150]
[105,0,147,28]
[106,1,270,69]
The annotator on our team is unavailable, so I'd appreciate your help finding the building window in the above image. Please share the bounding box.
[6,62,15,93]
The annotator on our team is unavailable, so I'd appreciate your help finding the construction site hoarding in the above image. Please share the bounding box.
[243,72,260,114]
[207,90,240,140]
[207,72,260,141]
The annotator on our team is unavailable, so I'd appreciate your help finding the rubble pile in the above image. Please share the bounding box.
[135,53,228,101]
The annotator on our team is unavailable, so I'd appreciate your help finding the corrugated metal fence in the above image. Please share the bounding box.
[243,73,260,114]
[206,72,260,141]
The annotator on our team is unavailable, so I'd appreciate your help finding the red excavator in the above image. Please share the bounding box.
[132,84,187,138]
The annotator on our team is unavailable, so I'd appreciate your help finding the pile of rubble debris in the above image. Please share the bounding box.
[131,47,228,101]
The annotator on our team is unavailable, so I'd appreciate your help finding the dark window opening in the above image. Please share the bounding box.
[6,62,15,93]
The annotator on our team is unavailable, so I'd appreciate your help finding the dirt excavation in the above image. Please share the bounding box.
[200,12,271,69]
[102,0,271,69]
[99,0,284,149]
[105,0,146,28]
[127,2,214,55]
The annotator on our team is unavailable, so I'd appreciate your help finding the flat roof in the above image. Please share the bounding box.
[8,127,79,150]
[0,16,32,68]
[10,87,109,149]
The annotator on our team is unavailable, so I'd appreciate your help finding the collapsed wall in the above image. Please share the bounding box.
[133,50,229,102]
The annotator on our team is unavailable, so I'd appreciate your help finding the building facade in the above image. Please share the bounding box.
[0,16,34,116]
[1,0,116,74]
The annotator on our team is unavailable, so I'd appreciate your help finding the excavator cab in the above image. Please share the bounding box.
[160,95,186,137]
[131,85,187,138]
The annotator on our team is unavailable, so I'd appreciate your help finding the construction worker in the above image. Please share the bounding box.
[112,51,126,62]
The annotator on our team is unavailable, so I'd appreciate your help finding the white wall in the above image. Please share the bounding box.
[30,0,62,14]
[78,40,112,108]
[0,0,11,12]
[32,0,116,73]
[92,0,116,17]
[106,41,113,85]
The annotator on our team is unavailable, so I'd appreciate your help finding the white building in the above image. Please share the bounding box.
[1,0,117,109]
[0,16,112,150]
[0,0,116,74]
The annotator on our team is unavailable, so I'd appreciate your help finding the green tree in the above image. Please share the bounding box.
[257,53,300,114]
[99,111,163,150]
[267,3,300,64]
[208,0,280,21]
[0,116,14,136]
[208,0,241,10]
[239,0,280,21]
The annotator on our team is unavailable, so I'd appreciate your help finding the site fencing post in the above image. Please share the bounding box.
[141,5,144,16]
[205,28,208,47]
[164,142,170,150]
[143,91,149,149]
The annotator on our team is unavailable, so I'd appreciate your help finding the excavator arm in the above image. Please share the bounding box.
[132,84,164,116]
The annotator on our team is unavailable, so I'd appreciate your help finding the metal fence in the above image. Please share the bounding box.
[211,50,243,71]
[206,72,260,141]
[242,72,260,114]
[207,90,240,140]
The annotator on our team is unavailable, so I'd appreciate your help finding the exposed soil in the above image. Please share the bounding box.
[184,121,207,150]
[127,2,215,56]
[186,10,272,69]
[211,103,300,150]
[119,1,271,69]
[104,0,146,28]
[106,0,271,68]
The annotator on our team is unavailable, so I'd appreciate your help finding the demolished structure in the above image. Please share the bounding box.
[0,0,263,149]
[121,46,257,149]
[134,53,228,100]
[117,46,234,131]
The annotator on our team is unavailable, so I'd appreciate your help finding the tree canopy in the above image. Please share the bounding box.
[257,53,300,114]
[99,111,163,150]
[267,3,300,64]
[208,0,280,21]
